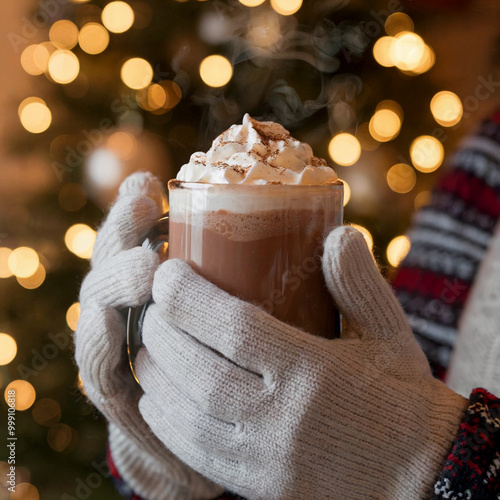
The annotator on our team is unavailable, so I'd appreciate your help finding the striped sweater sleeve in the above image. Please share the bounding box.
[392,110,500,380]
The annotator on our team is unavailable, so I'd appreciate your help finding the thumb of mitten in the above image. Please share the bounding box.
[322,226,412,343]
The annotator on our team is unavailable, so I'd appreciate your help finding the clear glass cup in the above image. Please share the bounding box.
[168,180,343,337]
[128,180,343,382]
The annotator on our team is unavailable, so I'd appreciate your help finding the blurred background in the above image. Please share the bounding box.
[1,0,500,498]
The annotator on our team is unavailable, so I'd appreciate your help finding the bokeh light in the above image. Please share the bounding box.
[17,263,46,290]
[49,20,79,50]
[0,248,13,278]
[79,22,110,55]
[270,0,303,16]
[21,45,51,76]
[0,333,17,365]
[8,247,39,278]
[121,57,153,89]
[47,423,74,452]
[9,483,39,500]
[410,135,445,173]
[328,133,361,166]
[66,302,81,331]
[369,109,401,142]
[148,83,167,108]
[5,380,36,411]
[340,179,351,207]
[48,50,80,84]
[199,55,233,87]
[390,32,425,71]
[386,163,417,194]
[414,190,431,210]
[373,36,395,68]
[239,0,265,5]
[18,98,52,134]
[430,91,463,127]
[409,44,435,75]
[161,80,182,109]
[32,398,62,427]
[64,224,96,259]
[387,235,411,267]
[385,12,414,36]
[102,1,135,33]
[350,224,374,252]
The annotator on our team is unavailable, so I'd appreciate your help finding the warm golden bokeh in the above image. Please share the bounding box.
[390,32,426,71]
[386,163,417,194]
[199,55,233,87]
[0,333,17,365]
[79,22,110,55]
[270,0,303,16]
[328,133,361,166]
[121,57,154,90]
[16,263,46,290]
[386,235,411,267]
[102,1,135,33]
[373,36,395,68]
[18,98,52,134]
[430,91,463,127]
[49,20,79,50]
[239,0,266,6]
[5,380,36,411]
[64,224,96,259]
[0,247,13,278]
[21,45,51,76]
[369,109,401,142]
[410,135,445,173]
[66,302,81,331]
[48,50,80,84]
[8,247,40,278]
[340,179,351,207]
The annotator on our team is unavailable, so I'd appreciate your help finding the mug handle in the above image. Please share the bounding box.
[127,213,169,385]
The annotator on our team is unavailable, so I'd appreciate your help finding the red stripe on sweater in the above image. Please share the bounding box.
[436,168,500,219]
[393,267,471,306]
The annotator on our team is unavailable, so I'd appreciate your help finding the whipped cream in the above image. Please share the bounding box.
[176,114,338,185]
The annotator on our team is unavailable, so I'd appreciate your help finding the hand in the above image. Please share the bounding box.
[447,222,500,397]
[74,172,224,500]
[135,225,468,500]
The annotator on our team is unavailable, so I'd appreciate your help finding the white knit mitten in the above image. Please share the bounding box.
[74,172,224,500]
[447,222,500,397]
[135,225,468,500]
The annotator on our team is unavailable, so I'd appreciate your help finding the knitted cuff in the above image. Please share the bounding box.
[432,388,500,499]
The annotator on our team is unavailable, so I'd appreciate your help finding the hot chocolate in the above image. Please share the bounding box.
[168,114,343,338]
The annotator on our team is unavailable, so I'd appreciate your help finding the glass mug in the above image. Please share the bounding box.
[128,180,344,383]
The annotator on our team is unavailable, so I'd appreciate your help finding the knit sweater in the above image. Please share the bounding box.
[392,110,500,380]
